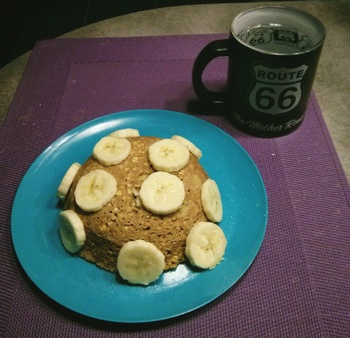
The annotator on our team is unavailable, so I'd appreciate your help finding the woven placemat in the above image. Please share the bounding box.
[0,35,349,337]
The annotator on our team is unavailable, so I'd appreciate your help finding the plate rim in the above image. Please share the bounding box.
[11,109,268,322]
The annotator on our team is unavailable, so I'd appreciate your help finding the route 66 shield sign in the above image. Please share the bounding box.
[249,64,308,115]
[239,27,273,46]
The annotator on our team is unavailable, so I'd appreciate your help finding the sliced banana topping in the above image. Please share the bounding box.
[139,171,185,215]
[74,169,117,212]
[148,138,190,172]
[117,240,165,285]
[109,128,140,138]
[93,136,131,166]
[201,178,223,222]
[59,210,86,253]
[185,221,227,269]
[57,162,81,200]
[57,131,227,282]
[171,135,202,160]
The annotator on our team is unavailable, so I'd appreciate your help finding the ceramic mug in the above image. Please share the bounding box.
[192,6,326,137]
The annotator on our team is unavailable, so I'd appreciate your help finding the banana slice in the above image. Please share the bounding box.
[185,221,227,269]
[74,169,117,212]
[57,162,81,200]
[109,128,140,138]
[148,138,190,172]
[117,239,165,285]
[93,136,131,166]
[59,210,86,253]
[139,171,185,215]
[201,178,223,222]
[171,135,202,160]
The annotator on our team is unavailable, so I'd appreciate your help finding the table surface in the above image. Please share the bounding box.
[1,0,349,182]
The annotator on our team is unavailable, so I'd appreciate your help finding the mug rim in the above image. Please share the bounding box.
[231,5,326,56]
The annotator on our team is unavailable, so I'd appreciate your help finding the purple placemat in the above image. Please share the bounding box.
[1,35,349,337]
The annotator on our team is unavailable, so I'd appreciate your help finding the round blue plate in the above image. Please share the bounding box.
[11,109,268,323]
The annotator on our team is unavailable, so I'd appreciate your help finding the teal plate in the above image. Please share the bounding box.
[11,109,268,323]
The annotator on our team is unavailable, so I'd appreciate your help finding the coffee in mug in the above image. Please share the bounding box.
[192,6,326,137]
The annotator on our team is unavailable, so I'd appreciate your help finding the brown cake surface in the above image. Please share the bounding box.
[65,136,209,271]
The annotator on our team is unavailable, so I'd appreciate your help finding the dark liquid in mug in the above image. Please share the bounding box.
[237,24,314,54]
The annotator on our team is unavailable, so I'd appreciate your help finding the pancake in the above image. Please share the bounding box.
[64,136,209,272]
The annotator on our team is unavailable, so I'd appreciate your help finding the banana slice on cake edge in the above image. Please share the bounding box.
[185,221,227,269]
[201,178,223,223]
[59,210,86,253]
[171,135,202,160]
[57,162,81,200]
[109,128,140,138]
[139,171,185,215]
[148,138,190,172]
[93,136,131,166]
[117,240,165,285]
[74,169,117,212]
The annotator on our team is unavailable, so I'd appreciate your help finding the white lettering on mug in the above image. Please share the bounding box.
[233,110,304,131]
[249,64,308,115]
[233,111,304,132]
[285,116,304,129]
[247,120,283,132]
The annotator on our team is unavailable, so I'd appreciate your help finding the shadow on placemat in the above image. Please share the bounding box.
[187,99,230,116]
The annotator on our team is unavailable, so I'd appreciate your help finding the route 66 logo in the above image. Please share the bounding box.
[239,28,273,46]
[249,64,308,115]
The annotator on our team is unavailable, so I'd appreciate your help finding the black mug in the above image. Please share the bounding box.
[192,6,326,137]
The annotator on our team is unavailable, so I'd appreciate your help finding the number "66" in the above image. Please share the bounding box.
[255,86,298,111]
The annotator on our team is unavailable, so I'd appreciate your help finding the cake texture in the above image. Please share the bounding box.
[64,136,210,272]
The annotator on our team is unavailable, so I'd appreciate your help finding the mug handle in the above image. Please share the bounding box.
[192,39,231,105]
